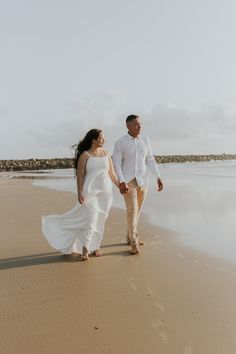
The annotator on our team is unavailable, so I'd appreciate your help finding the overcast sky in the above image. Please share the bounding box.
[0,0,236,158]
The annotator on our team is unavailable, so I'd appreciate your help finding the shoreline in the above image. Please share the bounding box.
[0,153,236,171]
[32,179,236,267]
[2,161,236,264]
[1,179,236,353]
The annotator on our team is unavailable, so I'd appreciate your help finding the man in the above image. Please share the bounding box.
[112,114,163,254]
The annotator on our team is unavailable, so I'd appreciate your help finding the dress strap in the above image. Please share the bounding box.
[84,150,108,157]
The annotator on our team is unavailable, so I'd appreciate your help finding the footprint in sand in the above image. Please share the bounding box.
[153,297,165,313]
[184,343,192,354]
[159,331,168,345]
[177,253,185,258]
[127,277,138,291]
[205,263,212,268]
[217,267,228,272]
[147,284,156,298]
[154,303,165,312]
[151,320,164,330]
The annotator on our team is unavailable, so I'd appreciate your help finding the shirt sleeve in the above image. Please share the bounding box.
[112,140,126,183]
[146,137,161,178]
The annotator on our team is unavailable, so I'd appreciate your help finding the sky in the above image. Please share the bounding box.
[0,0,236,159]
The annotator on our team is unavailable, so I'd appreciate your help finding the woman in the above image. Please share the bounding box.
[42,129,119,260]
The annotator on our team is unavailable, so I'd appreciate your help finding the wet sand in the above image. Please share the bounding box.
[0,179,236,354]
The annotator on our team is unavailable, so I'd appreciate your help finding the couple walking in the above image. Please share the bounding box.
[42,115,163,260]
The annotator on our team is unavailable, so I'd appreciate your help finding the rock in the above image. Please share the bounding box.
[0,154,235,171]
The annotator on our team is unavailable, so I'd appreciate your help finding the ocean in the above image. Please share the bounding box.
[2,160,236,263]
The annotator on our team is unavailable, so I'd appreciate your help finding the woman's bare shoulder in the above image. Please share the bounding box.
[78,151,89,161]
[103,150,111,157]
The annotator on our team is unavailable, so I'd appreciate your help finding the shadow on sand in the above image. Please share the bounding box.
[0,252,79,270]
[0,244,131,270]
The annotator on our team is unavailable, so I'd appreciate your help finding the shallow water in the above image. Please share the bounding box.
[146,161,236,263]
[2,160,236,262]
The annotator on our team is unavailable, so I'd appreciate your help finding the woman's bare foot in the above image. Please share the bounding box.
[130,244,140,255]
[81,247,89,261]
[94,250,102,257]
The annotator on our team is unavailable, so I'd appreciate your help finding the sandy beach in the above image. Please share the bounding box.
[1,178,236,354]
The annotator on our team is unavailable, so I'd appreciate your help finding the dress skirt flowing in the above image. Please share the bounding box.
[42,156,113,254]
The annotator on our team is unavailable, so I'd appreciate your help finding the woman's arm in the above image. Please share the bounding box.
[108,154,119,188]
[76,152,88,204]
[112,140,126,183]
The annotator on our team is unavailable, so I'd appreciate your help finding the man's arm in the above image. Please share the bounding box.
[112,140,125,183]
[108,154,119,187]
[112,140,129,194]
[146,137,163,192]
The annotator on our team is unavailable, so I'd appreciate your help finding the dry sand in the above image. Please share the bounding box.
[0,179,236,354]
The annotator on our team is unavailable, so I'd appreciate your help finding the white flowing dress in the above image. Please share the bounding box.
[42,155,113,254]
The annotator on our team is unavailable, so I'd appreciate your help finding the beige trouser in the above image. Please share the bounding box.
[123,178,148,246]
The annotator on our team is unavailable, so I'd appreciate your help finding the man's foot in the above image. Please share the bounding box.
[127,239,145,246]
[94,250,102,257]
[130,244,140,255]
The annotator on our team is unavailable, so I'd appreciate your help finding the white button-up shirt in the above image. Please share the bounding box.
[112,133,161,186]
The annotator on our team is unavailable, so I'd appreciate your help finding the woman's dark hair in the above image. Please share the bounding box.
[74,129,102,174]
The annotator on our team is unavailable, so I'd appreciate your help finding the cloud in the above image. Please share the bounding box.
[31,97,236,156]
[2,94,236,158]
[144,103,236,140]
[142,103,236,154]
[29,92,132,155]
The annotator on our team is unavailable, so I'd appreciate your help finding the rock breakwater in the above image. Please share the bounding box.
[155,154,236,164]
[0,154,235,171]
[0,158,73,171]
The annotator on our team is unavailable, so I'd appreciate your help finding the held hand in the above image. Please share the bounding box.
[119,182,130,194]
[157,178,163,192]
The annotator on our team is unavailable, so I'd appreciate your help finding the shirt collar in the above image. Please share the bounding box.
[127,132,141,140]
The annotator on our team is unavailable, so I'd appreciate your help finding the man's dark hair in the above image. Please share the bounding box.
[126,114,139,123]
